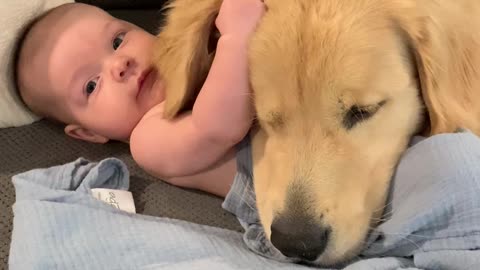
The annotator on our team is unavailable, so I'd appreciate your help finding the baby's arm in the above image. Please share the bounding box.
[130,0,265,179]
[193,35,254,145]
[194,0,266,145]
[130,104,238,179]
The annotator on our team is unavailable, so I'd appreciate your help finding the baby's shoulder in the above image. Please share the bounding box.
[130,102,165,149]
[141,102,165,122]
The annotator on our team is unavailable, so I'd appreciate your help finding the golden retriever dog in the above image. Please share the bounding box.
[153,0,480,266]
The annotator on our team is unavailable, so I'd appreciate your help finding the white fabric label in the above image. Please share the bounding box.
[91,188,136,213]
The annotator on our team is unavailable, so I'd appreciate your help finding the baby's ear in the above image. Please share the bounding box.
[152,0,223,119]
[64,124,109,144]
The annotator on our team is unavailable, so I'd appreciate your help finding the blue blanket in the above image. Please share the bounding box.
[9,131,480,269]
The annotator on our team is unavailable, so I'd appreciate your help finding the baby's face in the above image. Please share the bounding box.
[22,4,164,141]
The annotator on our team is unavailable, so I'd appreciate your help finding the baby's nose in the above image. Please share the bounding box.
[111,56,133,81]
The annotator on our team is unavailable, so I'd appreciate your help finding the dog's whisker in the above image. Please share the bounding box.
[380,232,433,240]
[370,217,391,223]
[374,200,394,213]
[369,233,424,251]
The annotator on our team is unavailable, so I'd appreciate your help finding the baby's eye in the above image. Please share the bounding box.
[85,78,98,96]
[113,33,125,50]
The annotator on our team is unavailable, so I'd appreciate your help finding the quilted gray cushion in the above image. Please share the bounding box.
[0,120,242,268]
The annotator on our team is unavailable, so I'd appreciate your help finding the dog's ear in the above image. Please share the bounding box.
[396,3,480,135]
[152,0,223,119]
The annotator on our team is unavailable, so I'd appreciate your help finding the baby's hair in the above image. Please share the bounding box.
[13,3,76,124]
[13,7,57,108]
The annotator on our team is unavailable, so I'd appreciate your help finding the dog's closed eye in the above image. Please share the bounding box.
[343,101,386,130]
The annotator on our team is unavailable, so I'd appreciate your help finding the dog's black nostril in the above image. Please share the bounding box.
[270,215,330,261]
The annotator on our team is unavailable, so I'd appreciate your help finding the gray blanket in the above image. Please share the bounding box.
[9,131,480,269]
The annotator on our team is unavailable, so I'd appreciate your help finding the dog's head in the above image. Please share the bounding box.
[250,0,480,265]
[153,0,480,266]
[249,1,422,265]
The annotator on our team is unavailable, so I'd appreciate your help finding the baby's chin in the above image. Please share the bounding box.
[137,70,164,107]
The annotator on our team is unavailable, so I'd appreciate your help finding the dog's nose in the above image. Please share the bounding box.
[270,215,330,261]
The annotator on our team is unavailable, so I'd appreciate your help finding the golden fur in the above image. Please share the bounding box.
[153,0,480,265]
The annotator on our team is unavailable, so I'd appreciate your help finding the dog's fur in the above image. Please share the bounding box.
[153,0,480,265]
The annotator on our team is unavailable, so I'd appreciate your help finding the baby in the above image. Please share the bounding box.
[15,1,265,197]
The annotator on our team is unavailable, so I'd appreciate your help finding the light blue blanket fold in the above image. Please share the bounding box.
[9,158,312,270]
[8,131,480,270]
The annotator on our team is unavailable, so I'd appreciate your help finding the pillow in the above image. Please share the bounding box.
[0,0,73,128]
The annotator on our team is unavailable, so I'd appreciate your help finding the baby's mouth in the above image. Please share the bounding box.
[137,68,154,99]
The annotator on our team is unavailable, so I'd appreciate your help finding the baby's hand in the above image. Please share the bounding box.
[215,0,266,43]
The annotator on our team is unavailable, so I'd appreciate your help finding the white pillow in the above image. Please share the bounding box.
[0,0,73,128]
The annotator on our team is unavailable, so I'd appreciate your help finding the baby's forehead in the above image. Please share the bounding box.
[42,3,111,32]
[21,4,110,59]
[17,4,113,111]
[22,3,115,71]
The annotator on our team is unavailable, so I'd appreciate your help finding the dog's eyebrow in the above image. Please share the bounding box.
[267,112,285,129]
